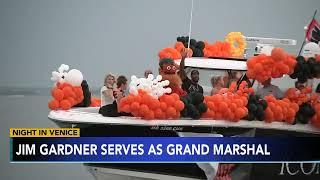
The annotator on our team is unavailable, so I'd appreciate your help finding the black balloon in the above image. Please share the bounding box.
[176,36,205,57]
[295,102,316,124]
[246,94,267,121]
[75,80,91,107]
[180,92,207,119]
[290,56,320,83]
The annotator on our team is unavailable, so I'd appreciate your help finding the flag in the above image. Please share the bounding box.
[306,19,320,44]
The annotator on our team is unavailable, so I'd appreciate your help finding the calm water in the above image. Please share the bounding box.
[1,95,94,180]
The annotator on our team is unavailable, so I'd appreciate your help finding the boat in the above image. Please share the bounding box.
[48,57,320,180]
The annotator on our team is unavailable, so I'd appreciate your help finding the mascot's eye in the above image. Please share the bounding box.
[166,66,171,70]
[62,75,65,79]
[172,66,176,71]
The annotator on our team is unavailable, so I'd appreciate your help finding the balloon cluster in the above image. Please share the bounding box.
[51,64,83,86]
[118,90,184,120]
[176,36,205,57]
[284,87,312,105]
[284,87,319,125]
[224,32,246,57]
[129,75,172,98]
[202,82,252,122]
[203,41,232,58]
[246,48,296,82]
[290,56,320,83]
[158,47,181,60]
[246,94,268,121]
[48,64,86,110]
[158,42,193,60]
[264,95,299,124]
[295,102,315,124]
[48,82,84,110]
[180,92,207,119]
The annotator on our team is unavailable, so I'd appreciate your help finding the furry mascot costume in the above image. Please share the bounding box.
[158,50,188,97]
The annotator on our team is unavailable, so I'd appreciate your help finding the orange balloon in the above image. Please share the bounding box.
[74,87,83,97]
[235,108,245,119]
[160,102,168,111]
[171,93,180,101]
[139,104,149,116]
[166,107,177,118]
[67,97,75,106]
[130,102,140,111]
[208,110,215,118]
[60,100,72,110]
[207,102,215,110]
[165,95,175,107]
[126,94,135,104]
[141,94,152,105]
[174,101,185,111]
[149,99,160,110]
[154,108,165,119]
[48,99,59,110]
[175,42,185,52]
[52,88,64,101]
[62,86,73,98]
[219,102,228,112]
[144,110,155,120]
[122,104,131,113]
[59,83,72,90]
[134,95,142,103]
[228,103,235,112]
[271,48,286,61]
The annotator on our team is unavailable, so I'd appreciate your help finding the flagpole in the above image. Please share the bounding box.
[298,10,318,56]
[187,0,194,50]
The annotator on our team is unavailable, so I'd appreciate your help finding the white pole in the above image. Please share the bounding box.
[187,0,194,50]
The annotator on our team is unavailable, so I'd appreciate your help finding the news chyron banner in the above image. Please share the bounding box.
[10,128,320,162]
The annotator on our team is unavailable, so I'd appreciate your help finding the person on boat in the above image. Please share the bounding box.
[99,75,128,117]
[144,69,153,78]
[179,50,204,94]
[256,78,283,99]
[100,73,116,106]
[113,75,128,102]
[316,83,320,93]
[210,76,224,95]
[158,58,187,97]
[295,81,306,91]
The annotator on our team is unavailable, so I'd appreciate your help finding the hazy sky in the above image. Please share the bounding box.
[1,0,319,88]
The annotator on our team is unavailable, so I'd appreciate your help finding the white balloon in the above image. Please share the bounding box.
[51,71,60,81]
[64,69,83,86]
[161,80,170,86]
[156,75,162,81]
[129,86,138,95]
[58,64,69,73]
[302,42,320,58]
[131,75,138,82]
[127,74,174,98]
[147,74,154,81]
[260,46,273,56]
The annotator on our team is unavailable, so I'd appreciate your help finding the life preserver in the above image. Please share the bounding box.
[225,32,246,57]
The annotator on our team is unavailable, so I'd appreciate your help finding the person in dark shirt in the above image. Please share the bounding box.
[316,83,320,93]
[181,70,203,94]
[179,50,203,94]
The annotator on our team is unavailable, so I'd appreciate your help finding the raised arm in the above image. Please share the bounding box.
[179,49,188,81]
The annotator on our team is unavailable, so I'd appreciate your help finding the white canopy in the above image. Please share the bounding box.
[175,57,247,71]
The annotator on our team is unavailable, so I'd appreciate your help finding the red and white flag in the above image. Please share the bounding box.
[306,19,320,44]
